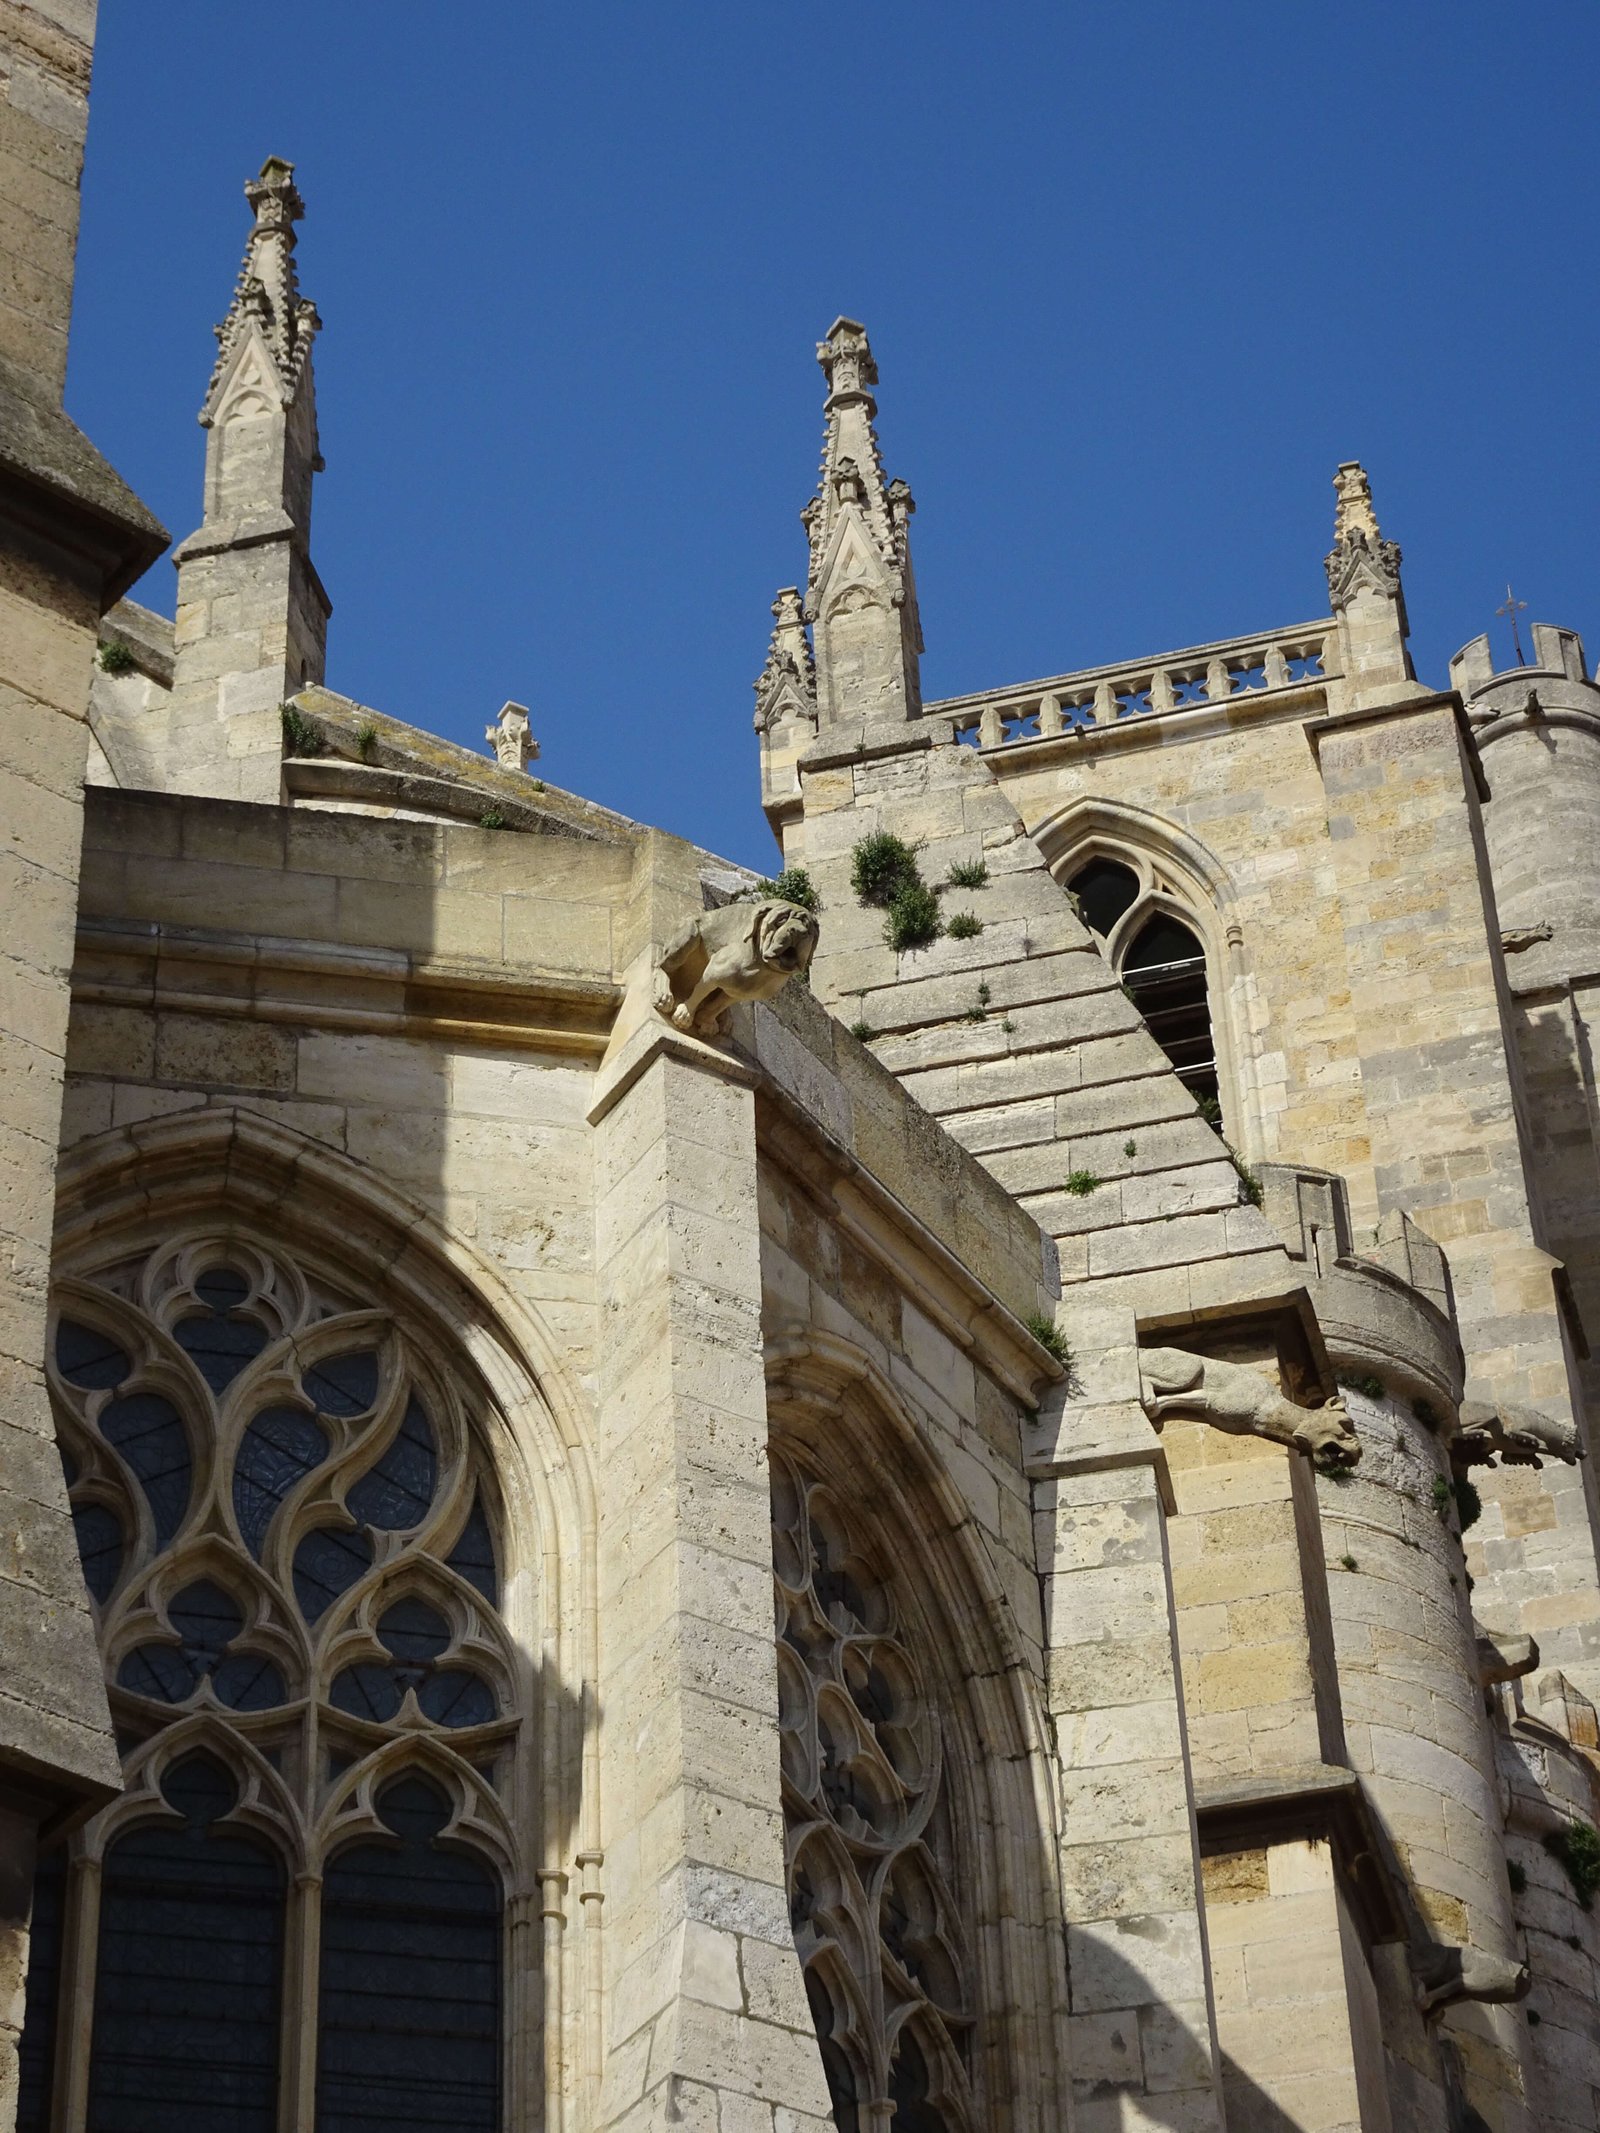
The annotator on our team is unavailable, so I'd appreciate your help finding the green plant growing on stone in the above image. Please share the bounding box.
[1338,1553,1358,1572]
[531,779,545,792]
[885,879,943,953]
[851,831,922,907]
[753,866,820,913]
[1196,1093,1222,1129]
[1339,1372,1385,1402]
[479,807,508,831]
[98,639,136,676]
[1124,1140,1137,1158]
[849,1020,875,1042]
[1063,1171,1100,1197]
[280,703,321,756]
[1317,1461,1355,1485]
[1227,1148,1263,1207]
[962,982,992,1025]
[1413,1398,1440,1433]
[1432,1475,1453,1519]
[1546,1820,1600,1910]
[355,720,379,760]
[1000,1017,1016,1034]
[946,859,989,890]
[1025,1311,1071,1367]
[946,911,984,940]
[1453,1476,1482,1532]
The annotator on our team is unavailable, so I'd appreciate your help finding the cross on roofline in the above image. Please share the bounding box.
[1496,582,1529,666]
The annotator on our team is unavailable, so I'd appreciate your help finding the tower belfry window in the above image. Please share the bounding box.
[1067,857,1220,1108]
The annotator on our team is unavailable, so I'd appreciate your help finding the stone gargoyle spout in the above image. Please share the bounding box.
[1137,1346,1362,1467]
[652,898,819,1039]
[1455,1399,1584,1468]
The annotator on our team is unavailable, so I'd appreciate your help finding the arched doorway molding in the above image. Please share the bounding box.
[43,1106,602,2131]
[765,1326,1068,2133]
[1031,795,1263,1156]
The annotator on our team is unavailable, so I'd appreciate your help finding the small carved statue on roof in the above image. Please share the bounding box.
[485,701,538,772]
[652,900,820,1039]
[1138,1346,1362,1467]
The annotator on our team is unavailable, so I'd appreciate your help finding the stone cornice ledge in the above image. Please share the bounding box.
[753,1078,1063,1406]
[74,918,621,1058]
[1195,1763,1406,1945]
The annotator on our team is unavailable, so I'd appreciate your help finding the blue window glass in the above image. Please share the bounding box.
[328,1599,495,1729]
[316,1776,501,2132]
[87,1754,284,2133]
[234,1404,328,1558]
[346,1395,437,1531]
[174,1268,267,1392]
[55,1319,129,1390]
[72,1500,124,1603]
[303,1350,380,1416]
[446,1495,499,1606]
[117,1581,285,1711]
[99,1391,191,1547]
[293,1523,375,1621]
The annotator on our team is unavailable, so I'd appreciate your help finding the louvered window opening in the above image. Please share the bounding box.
[18,1235,516,2131]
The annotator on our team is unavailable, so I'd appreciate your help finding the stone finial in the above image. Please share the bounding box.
[202,156,320,424]
[753,588,817,733]
[1324,460,1403,613]
[485,700,538,771]
[817,316,878,401]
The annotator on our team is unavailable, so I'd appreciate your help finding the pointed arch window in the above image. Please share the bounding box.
[771,1446,974,2133]
[20,1232,522,2132]
[1067,854,1220,1109]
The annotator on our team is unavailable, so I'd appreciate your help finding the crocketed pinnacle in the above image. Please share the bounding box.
[1325,460,1403,613]
[804,317,912,607]
[201,156,321,422]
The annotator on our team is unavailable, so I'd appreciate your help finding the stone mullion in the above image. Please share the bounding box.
[51,1854,100,2133]
[281,1868,321,2133]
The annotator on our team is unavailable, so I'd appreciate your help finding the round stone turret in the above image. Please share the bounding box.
[1452,623,1600,988]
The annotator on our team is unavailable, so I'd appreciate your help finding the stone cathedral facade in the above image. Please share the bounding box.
[4,19,1600,2133]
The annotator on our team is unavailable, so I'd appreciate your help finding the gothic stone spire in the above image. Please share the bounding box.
[169,157,330,802]
[753,587,817,734]
[1324,461,1414,707]
[803,318,923,726]
[202,157,321,428]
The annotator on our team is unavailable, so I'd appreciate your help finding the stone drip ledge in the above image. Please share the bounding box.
[73,916,622,1058]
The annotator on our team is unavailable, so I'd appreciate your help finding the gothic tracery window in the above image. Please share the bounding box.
[1067,854,1220,1109]
[21,1233,520,2133]
[771,1446,974,2133]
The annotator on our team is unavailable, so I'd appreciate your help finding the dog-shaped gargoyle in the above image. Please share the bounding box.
[1137,1346,1362,1467]
[1454,1399,1585,1469]
[652,898,820,1039]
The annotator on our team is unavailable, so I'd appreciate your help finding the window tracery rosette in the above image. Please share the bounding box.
[49,1229,523,1892]
[770,1446,974,2133]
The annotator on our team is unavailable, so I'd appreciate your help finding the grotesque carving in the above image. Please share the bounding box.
[1474,1626,1539,1687]
[1410,1941,1530,2017]
[1137,1346,1362,1467]
[485,699,537,771]
[1455,1400,1584,1468]
[651,899,820,1038]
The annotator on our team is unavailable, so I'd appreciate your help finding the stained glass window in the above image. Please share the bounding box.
[26,1235,518,2128]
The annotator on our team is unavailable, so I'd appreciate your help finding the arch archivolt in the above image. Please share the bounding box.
[44,1106,601,2130]
[1029,793,1265,1156]
[765,1327,1068,2133]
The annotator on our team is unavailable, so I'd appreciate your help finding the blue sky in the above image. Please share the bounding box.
[71,3,1599,871]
